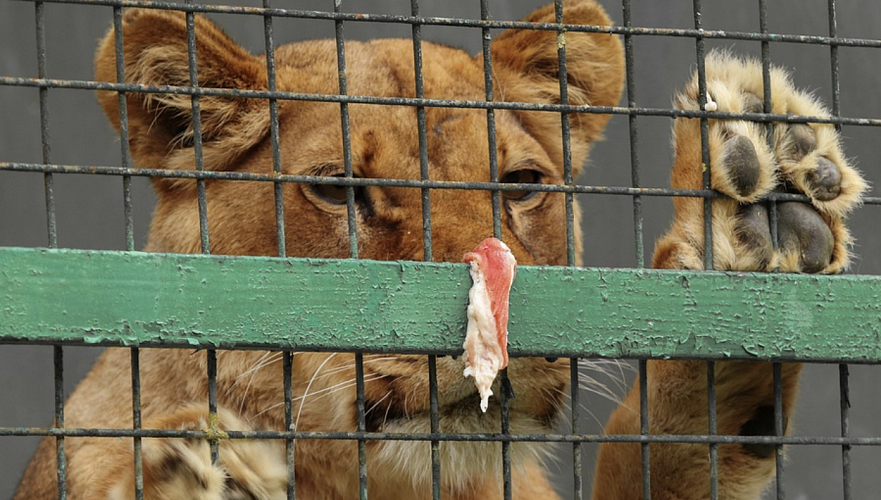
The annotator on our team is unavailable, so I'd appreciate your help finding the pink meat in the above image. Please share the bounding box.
[462,237,517,412]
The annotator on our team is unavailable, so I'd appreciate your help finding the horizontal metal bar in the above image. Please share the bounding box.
[3,162,879,204]
[2,247,881,361]
[10,0,881,49]
[2,426,881,446]
[4,76,881,128]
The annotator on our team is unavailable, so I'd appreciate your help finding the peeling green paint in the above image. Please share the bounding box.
[2,247,881,362]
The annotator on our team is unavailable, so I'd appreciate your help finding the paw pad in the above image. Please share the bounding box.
[725,135,761,197]
[661,50,867,273]
[777,202,834,273]
[787,123,817,160]
[806,157,842,201]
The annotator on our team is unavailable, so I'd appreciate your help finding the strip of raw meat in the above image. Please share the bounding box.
[462,237,517,412]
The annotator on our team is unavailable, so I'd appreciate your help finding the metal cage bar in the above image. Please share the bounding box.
[183,0,210,256]
[638,359,651,500]
[621,0,644,269]
[262,0,286,258]
[826,4,852,495]
[774,362,785,499]
[570,357,582,500]
[14,160,881,204]
[130,347,144,500]
[9,74,881,128]
[707,360,719,500]
[410,0,433,263]
[839,364,851,500]
[554,0,577,267]
[333,0,358,260]
[9,0,881,50]
[53,345,66,500]
[284,351,297,500]
[7,424,881,445]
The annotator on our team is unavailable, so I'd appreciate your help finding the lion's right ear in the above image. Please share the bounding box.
[489,0,624,174]
[95,9,270,172]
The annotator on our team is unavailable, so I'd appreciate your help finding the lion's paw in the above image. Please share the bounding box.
[108,407,287,500]
[654,50,867,273]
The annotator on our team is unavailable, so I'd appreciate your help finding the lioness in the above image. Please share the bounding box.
[15,1,866,499]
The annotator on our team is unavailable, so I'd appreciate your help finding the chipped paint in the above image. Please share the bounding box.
[1,247,881,362]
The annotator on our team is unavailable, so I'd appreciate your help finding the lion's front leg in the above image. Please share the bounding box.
[593,51,865,500]
[594,361,802,500]
[103,407,286,500]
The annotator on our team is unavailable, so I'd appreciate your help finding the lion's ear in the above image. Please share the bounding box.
[490,0,624,171]
[95,9,270,172]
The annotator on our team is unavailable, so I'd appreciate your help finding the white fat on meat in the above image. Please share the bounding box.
[462,238,516,413]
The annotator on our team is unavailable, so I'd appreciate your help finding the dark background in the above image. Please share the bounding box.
[2,1,881,498]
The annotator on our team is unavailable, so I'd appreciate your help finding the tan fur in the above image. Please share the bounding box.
[14,3,864,500]
[654,51,867,274]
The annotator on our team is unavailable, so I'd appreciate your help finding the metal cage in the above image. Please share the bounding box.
[2,0,881,499]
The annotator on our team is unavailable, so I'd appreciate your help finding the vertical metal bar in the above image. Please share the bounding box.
[411,0,432,263]
[479,0,501,241]
[34,1,56,248]
[758,0,778,253]
[334,3,363,494]
[570,358,582,500]
[130,348,143,500]
[773,362,785,500]
[428,355,441,500]
[112,6,134,252]
[122,175,134,250]
[829,2,847,493]
[355,353,368,500]
[499,366,512,500]
[554,0,576,267]
[284,351,297,500]
[184,0,210,255]
[35,7,64,495]
[639,359,650,500]
[53,345,66,500]
[761,7,783,495]
[622,0,643,268]
[184,3,217,468]
[759,0,773,117]
[207,349,219,465]
[828,0,841,122]
[692,0,713,271]
[626,1,648,493]
[333,0,358,259]
[263,0,286,258]
[707,361,718,500]
[839,364,851,500]
[478,7,508,497]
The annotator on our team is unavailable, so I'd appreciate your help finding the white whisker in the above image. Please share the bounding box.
[295,353,338,429]
[365,391,392,416]
[237,352,284,413]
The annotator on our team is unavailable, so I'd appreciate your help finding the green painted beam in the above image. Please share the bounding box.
[2,247,880,362]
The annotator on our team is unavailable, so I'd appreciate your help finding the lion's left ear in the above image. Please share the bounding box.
[489,0,624,170]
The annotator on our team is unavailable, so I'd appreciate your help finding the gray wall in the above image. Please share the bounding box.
[2,1,881,498]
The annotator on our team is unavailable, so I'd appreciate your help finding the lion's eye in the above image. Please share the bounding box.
[500,169,542,201]
[311,175,360,205]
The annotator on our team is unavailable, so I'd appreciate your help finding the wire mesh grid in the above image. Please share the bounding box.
[1,0,881,499]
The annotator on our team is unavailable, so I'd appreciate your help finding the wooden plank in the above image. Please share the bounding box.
[2,247,880,361]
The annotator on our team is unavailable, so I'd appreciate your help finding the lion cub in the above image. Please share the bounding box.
[16,1,864,499]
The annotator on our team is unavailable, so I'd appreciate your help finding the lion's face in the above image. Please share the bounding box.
[94,3,623,494]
